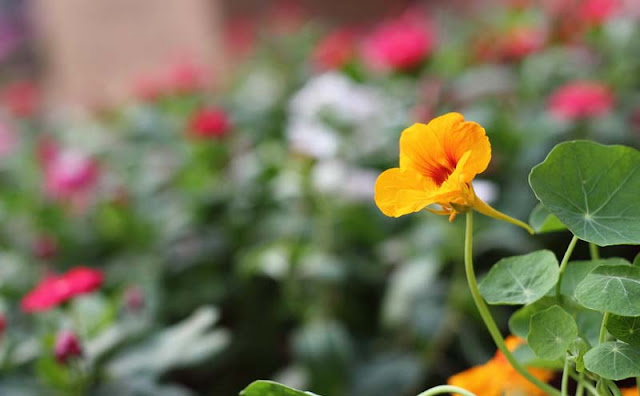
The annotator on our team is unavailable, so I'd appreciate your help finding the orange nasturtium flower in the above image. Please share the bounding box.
[448,336,554,396]
[621,389,638,396]
[374,112,533,232]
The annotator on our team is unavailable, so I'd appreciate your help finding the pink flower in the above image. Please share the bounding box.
[224,18,257,60]
[362,12,435,72]
[548,81,614,120]
[1,81,38,118]
[39,140,99,203]
[21,267,104,313]
[54,330,83,364]
[187,108,231,140]
[579,0,620,25]
[0,314,6,336]
[312,29,357,71]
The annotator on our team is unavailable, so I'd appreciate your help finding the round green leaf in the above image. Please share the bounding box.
[575,265,640,316]
[509,297,557,338]
[529,203,567,234]
[528,305,578,360]
[607,315,640,347]
[583,342,640,380]
[241,380,316,396]
[529,141,640,246]
[560,258,631,298]
[479,250,559,305]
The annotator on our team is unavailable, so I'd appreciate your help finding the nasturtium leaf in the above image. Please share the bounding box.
[568,338,588,372]
[583,342,640,380]
[529,203,567,233]
[240,380,317,396]
[575,265,640,316]
[528,305,578,360]
[509,297,557,338]
[607,315,640,347]
[560,258,631,298]
[479,250,559,305]
[633,253,640,267]
[529,141,640,246]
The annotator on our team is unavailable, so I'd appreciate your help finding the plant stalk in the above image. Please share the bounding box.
[556,235,579,298]
[463,212,561,396]
[416,385,476,396]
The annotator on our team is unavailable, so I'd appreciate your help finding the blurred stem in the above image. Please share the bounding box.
[463,212,561,396]
[608,380,623,396]
[599,312,610,344]
[416,385,476,396]
[561,356,570,396]
[576,372,585,396]
[556,235,579,299]
[589,243,600,260]
[569,371,599,396]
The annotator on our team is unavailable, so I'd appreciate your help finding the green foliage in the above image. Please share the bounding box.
[241,380,316,396]
[575,265,640,316]
[583,342,640,380]
[529,141,640,246]
[527,305,578,360]
[479,250,559,305]
[529,204,566,234]
[509,297,557,339]
[560,259,630,299]
[606,315,640,347]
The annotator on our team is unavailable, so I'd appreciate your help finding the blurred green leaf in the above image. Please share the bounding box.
[240,380,318,396]
[529,204,567,234]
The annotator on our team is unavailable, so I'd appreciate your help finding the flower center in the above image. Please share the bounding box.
[429,164,453,186]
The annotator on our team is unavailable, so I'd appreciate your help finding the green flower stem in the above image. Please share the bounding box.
[589,243,600,260]
[599,311,610,344]
[569,371,599,396]
[463,212,561,396]
[576,372,585,396]
[556,235,579,298]
[416,385,476,396]
[607,380,623,396]
[561,356,570,396]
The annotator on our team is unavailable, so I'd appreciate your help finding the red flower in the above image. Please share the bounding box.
[187,108,231,139]
[21,267,104,313]
[579,0,620,25]
[54,330,83,364]
[1,81,38,118]
[124,286,145,312]
[362,12,435,72]
[548,81,614,120]
[0,314,6,336]
[312,29,357,71]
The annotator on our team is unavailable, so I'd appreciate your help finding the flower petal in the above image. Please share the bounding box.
[374,167,437,217]
[399,113,491,184]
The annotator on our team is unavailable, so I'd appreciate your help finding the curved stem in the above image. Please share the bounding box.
[589,243,600,260]
[561,356,570,396]
[463,212,561,396]
[416,385,476,396]
[599,312,610,344]
[556,235,579,298]
[472,197,534,234]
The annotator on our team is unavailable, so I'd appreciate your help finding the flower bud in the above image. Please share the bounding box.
[54,330,83,364]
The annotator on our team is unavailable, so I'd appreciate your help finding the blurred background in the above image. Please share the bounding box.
[0,0,639,395]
